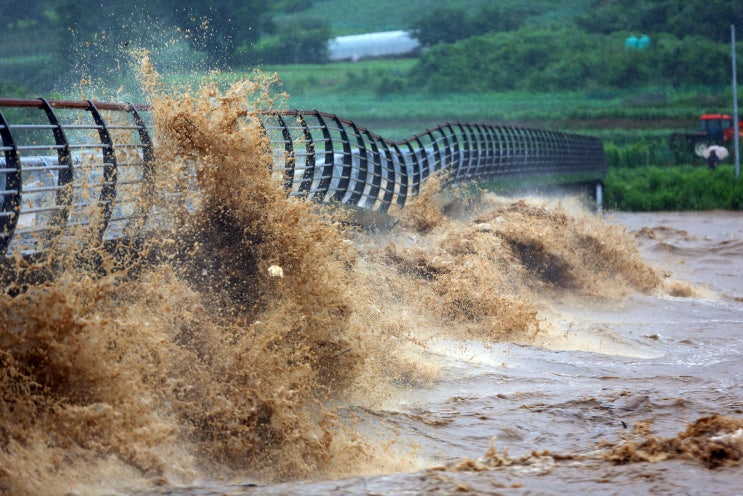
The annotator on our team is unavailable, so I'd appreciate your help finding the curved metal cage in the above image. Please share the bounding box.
[261,110,606,213]
[0,98,154,258]
[0,98,607,259]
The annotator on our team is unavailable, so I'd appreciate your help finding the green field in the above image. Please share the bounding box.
[212,58,724,144]
[167,54,734,175]
[605,165,743,211]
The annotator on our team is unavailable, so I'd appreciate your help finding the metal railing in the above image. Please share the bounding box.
[262,110,606,213]
[0,98,607,258]
[0,98,154,258]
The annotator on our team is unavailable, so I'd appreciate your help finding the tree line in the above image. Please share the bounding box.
[0,0,325,70]
[0,0,740,95]
[405,0,740,93]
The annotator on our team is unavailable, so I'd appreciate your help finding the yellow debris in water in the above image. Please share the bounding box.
[268,265,284,278]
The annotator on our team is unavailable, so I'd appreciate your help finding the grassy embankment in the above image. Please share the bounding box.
[605,165,743,211]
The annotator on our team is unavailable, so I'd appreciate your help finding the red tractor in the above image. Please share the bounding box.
[669,113,743,158]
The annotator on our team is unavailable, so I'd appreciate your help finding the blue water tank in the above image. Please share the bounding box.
[638,35,650,49]
[625,36,639,49]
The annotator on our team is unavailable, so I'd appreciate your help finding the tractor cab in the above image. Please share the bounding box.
[698,114,739,143]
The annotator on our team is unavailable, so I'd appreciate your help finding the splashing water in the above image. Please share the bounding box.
[1,55,393,495]
[2,55,740,496]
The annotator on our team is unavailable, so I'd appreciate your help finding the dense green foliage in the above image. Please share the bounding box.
[1,0,739,95]
[411,29,735,93]
[282,0,505,35]
[604,165,743,211]
[575,0,742,43]
[409,5,533,47]
[604,142,679,169]
[0,0,321,86]
[246,18,330,64]
[401,0,740,93]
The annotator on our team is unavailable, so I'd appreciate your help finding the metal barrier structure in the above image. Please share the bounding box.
[0,98,154,259]
[262,110,606,214]
[0,98,607,259]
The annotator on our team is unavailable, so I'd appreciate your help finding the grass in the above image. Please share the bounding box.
[250,59,721,112]
[604,165,743,211]
[196,60,729,168]
[198,59,720,143]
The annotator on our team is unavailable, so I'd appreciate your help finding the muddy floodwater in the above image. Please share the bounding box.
[150,210,743,496]
[1,74,741,496]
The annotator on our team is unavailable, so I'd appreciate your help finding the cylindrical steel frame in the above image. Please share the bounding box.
[0,99,607,258]
[0,98,154,257]
[0,107,21,255]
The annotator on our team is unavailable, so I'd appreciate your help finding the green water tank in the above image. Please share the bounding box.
[625,35,650,50]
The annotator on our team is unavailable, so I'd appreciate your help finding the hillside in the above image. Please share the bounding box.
[279,0,594,36]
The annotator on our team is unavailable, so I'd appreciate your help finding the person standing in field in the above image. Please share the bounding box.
[707,149,719,170]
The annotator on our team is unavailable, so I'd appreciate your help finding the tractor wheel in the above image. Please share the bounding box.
[694,140,709,157]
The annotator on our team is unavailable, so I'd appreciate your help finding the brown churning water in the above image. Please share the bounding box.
[1,57,742,496]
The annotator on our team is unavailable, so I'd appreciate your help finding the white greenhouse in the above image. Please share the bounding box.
[327,30,420,61]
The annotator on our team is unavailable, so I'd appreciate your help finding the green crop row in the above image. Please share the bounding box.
[604,165,743,211]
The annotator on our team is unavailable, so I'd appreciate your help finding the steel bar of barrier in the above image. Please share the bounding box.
[0,99,607,259]
[0,98,154,258]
